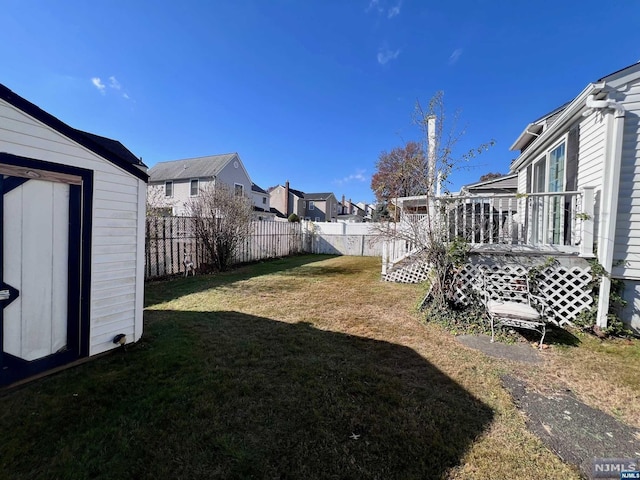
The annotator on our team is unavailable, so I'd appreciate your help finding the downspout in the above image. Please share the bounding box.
[587,94,626,328]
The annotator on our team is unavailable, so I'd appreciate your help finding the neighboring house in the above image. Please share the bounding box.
[147,153,253,216]
[338,196,366,222]
[0,83,148,385]
[268,181,305,219]
[507,62,640,330]
[251,183,275,220]
[459,173,517,195]
[356,202,375,221]
[268,181,338,221]
[304,192,338,222]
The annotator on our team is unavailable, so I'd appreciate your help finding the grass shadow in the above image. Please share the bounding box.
[144,254,340,307]
[0,310,494,480]
[516,325,582,348]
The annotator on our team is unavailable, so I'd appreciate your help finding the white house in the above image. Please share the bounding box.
[251,183,275,220]
[509,62,640,330]
[0,83,148,385]
[147,153,253,216]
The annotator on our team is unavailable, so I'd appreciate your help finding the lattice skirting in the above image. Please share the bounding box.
[385,258,593,324]
[384,262,430,284]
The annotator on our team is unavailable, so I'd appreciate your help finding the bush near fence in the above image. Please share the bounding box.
[145,217,304,278]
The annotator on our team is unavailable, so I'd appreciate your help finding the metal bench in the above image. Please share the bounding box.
[481,272,549,349]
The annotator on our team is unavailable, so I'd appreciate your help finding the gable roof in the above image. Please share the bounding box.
[304,192,335,201]
[510,62,640,163]
[0,83,148,182]
[148,153,240,182]
[461,173,517,193]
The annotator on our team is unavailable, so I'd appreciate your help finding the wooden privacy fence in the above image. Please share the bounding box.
[145,217,304,278]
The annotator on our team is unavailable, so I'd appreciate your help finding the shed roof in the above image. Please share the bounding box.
[148,153,239,182]
[0,83,148,182]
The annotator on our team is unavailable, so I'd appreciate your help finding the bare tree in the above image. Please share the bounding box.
[185,183,254,272]
[378,91,494,307]
[146,184,176,217]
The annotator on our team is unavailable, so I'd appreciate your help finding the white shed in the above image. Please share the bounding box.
[0,84,148,385]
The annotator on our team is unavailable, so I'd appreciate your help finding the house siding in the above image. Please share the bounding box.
[149,154,253,216]
[269,185,287,216]
[575,115,607,189]
[217,158,252,195]
[612,81,640,279]
[0,98,145,356]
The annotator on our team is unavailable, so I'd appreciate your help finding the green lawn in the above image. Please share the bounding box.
[4,254,630,479]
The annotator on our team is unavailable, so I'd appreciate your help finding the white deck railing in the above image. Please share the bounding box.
[382,188,595,276]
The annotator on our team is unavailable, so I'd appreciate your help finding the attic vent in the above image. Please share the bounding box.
[233,161,239,168]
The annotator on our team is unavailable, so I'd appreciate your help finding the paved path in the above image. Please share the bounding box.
[457,334,542,364]
[457,334,640,479]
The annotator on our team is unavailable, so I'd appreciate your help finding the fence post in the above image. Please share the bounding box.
[382,241,388,276]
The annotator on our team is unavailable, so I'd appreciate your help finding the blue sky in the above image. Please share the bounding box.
[3,1,640,203]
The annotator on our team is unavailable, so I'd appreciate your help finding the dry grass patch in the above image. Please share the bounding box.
[0,255,588,479]
[511,333,640,428]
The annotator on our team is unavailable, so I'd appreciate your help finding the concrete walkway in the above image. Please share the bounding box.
[457,334,640,479]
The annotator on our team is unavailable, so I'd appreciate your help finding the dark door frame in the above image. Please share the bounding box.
[0,153,93,385]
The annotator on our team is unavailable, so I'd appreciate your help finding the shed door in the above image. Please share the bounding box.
[1,163,85,385]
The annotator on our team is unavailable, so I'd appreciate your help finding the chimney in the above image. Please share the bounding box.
[285,180,290,216]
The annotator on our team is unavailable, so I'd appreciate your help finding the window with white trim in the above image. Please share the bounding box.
[190,179,199,196]
[308,201,315,210]
[530,140,566,244]
[165,181,173,197]
[234,183,244,196]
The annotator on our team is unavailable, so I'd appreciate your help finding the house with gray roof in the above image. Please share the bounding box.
[268,181,338,221]
[147,153,253,216]
[251,183,275,220]
[304,192,338,222]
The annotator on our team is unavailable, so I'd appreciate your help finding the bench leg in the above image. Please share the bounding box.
[538,324,546,350]
[490,315,496,343]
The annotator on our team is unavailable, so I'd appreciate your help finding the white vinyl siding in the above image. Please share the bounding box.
[0,98,145,356]
[610,81,640,279]
[576,115,607,189]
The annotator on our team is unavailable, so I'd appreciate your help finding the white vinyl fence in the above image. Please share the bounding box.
[303,221,383,256]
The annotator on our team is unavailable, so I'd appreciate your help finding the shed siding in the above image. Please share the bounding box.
[612,81,640,279]
[0,99,144,356]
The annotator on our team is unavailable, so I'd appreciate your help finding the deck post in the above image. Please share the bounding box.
[580,187,595,258]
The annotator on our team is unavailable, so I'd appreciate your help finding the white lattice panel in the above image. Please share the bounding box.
[384,262,430,284]
[454,263,592,324]
[386,258,593,324]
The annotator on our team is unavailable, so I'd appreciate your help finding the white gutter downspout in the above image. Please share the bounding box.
[587,93,626,328]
